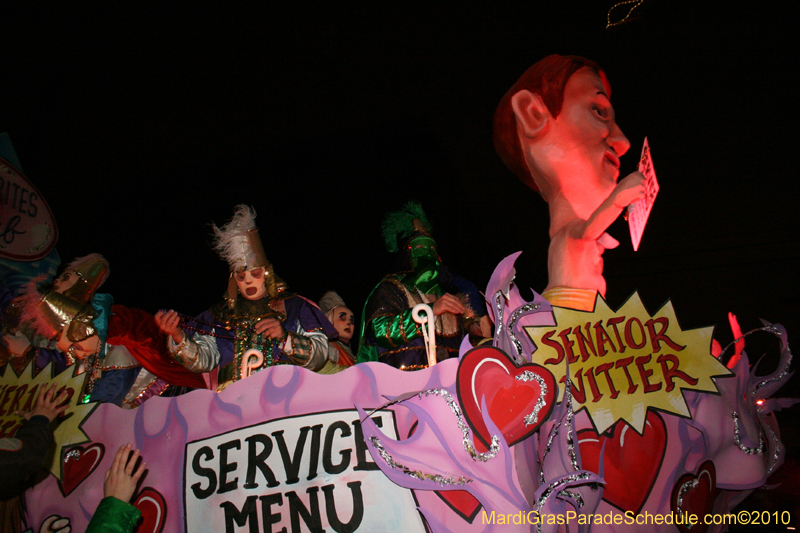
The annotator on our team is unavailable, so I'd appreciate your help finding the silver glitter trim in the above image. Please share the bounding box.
[508,303,540,359]
[515,370,549,427]
[65,449,82,461]
[540,418,559,485]
[538,377,577,486]
[494,291,505,343]
[764,421,781,476]
[675,478,698,512]
[557,489,584,508]
[731,411,764,455]
[535,472,594,533]
[418,389,500,462]
[752,345,793,400]
[369,436,472,486]
[719,325,792,401]
[565,386,579,472]
[559,376,580,472]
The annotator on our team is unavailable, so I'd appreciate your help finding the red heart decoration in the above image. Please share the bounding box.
[577,411,666,514]
[59,443,105,496]
[671,461,717,533]
[456,346,557,451]
[407,422,482,523]
[133,487,168,533]
[434,490,482,523]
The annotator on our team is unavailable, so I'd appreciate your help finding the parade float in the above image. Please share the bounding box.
[1,42,796,533]
[3,255,793,533]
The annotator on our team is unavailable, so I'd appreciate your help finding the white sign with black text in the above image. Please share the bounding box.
[184,409,425,533]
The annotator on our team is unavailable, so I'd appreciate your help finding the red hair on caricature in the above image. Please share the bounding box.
[493,54,610,191]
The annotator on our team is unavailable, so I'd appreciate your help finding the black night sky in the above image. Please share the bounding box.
[2,2,798,521]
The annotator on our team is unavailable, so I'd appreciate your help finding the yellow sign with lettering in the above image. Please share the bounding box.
[0,362,96,478]
[524,292,731,434]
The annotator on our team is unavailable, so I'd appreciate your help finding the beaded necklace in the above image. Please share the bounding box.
[159,309,239,340]
[163,301,288,380]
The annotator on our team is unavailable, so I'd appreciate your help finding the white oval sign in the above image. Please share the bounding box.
[0,156,58,260]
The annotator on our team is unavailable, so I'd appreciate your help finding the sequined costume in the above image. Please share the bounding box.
[316,290,356,374]
[357,202,487,370]
[8,288,203,407]
[357,270,484,370]
[162,205,337,389]
[90,305,205,407]
[1,280,66,376]
[169,293,336,391]
[326,340,355,367]
[6,255,203,407]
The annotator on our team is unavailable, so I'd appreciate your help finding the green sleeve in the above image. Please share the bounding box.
[369,310,423,349]
[356,342,379,363]
[356,278,423,364]
[85,496,142,533]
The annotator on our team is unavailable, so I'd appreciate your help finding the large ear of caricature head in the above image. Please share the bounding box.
[493,54,608,196]
[59,253,110,304]
[212,204,285,308]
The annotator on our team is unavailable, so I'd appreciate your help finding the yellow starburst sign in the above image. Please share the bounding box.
[0,361,97,478]
[524,292,732,434]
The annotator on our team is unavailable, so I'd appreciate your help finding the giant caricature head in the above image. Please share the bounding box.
[494,54,630,205]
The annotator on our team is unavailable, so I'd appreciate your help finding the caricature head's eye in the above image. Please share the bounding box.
[250,267,264,279]
[235,271,247,282]
[592,104,609,118]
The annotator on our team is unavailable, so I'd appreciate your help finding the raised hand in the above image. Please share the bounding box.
[155,309,185,344]
[104,444,146,503]
[432,294,466,317]
[19,383,69,423]
[254,318,286,340]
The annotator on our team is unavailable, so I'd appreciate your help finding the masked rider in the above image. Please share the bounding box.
[156,205,336,391]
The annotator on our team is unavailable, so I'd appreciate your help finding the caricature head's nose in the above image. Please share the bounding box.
[608,121,630,157]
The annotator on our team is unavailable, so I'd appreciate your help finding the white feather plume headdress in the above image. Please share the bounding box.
[212,205,268,272]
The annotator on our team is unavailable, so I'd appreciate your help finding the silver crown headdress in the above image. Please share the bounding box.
[318,291,347,323]
[212,205,286,308]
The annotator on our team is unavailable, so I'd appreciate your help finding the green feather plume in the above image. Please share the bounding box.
[381,201,432,253]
